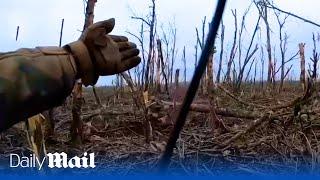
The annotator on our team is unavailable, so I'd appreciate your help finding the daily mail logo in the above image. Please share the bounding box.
[9,152,96,170]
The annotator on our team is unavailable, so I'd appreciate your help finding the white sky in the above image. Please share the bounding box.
[0,0,319,85]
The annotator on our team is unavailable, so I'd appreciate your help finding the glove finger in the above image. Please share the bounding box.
[109,35,128,42]
[88,18,115,34]
[118,42,137,51]
[118,56,141,72]
[121,48,140,60]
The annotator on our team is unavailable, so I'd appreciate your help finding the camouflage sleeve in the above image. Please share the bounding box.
[0,47,78,132]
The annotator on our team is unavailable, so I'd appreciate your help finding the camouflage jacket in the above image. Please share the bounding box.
[0,46,78,132]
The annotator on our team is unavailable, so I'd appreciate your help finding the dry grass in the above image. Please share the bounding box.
[1,83,320,175]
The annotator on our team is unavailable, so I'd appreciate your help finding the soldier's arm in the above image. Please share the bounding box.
[0,19,140,133]
[0,46,81,132]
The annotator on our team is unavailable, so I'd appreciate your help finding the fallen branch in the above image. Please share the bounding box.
[161,100,258,120]
[220,112,278,148]
[217,84,266,109]
[221,112,290,147]
[81,109,134,121]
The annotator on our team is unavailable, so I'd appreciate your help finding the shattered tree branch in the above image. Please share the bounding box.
[263,2,320,28]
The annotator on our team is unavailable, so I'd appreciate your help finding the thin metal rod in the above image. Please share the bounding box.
[15,26,20,41]
[59,19,64,47]
[157,0,227,172]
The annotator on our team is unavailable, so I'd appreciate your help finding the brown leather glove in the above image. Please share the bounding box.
[65,18,141,86]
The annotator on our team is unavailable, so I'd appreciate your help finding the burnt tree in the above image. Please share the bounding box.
[182,46,187,85]
[309,33,319,80]
[274,12,297,91]
[216,20,224,83]
[132,0,156,92]
[299,43,306,90]
[255,0,273,84]
[225,10,237,83]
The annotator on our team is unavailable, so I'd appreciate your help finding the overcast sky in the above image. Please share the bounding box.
[0,0,319,85]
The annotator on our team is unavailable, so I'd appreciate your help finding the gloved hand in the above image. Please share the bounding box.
[65,18,141,86]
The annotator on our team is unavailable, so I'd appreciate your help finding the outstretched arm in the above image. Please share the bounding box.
[0,47,78,132]
[0,18,141,132]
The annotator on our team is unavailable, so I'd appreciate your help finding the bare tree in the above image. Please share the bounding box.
[309,33,319,80]
[299,43,306,90]
[255,0,273,84]
[156,43,161,92]
[207,47,215,90]
[169,23,177,85]
[225,10,237,82]
[161,26,171,88]
[196,17,206,50]
[127,22,146,87]
[236,16,260,89]
[120,73,153,143]
[257,21,265,88]
[175,69,180,88]
[253,61,258,85]
[216,20,224,83]
[274,12,297,91]
[132,0,156,92]
[237,5,251,83]
[244,57,256,83]
[182,46,187,85]
[194,38,199,70]
[196,16,207,94]
[158,40,169,95]
[156,38,169,94]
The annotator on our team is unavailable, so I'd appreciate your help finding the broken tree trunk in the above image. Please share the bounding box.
[143,0,156,91]
[207,49,214,90]
[310,33,319,81]
[70,0,97,144]
[121,72,153,143]
[255,1,273,84]
[265,11,273,85]
[261,2,273,85]
[196,17,207,94]
[92,86,101,106]
[170,27,177,85]
[156,39,169,95]
[156,41,161,92]
[217,20,224,83]
[160,100,258,120]
[299,43,306,91]
[207,49,228,133]
[225,10,237,83]
[70,81,84,144]
[175,69,180,88]
[182,46,187,85]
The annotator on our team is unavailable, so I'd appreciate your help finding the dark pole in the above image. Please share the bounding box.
[59,19,64,47]
[157,0,227,172]
[15,26,19,41]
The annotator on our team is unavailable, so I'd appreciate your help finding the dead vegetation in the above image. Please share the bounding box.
[1,0,320,176]
[1,81,320,175]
